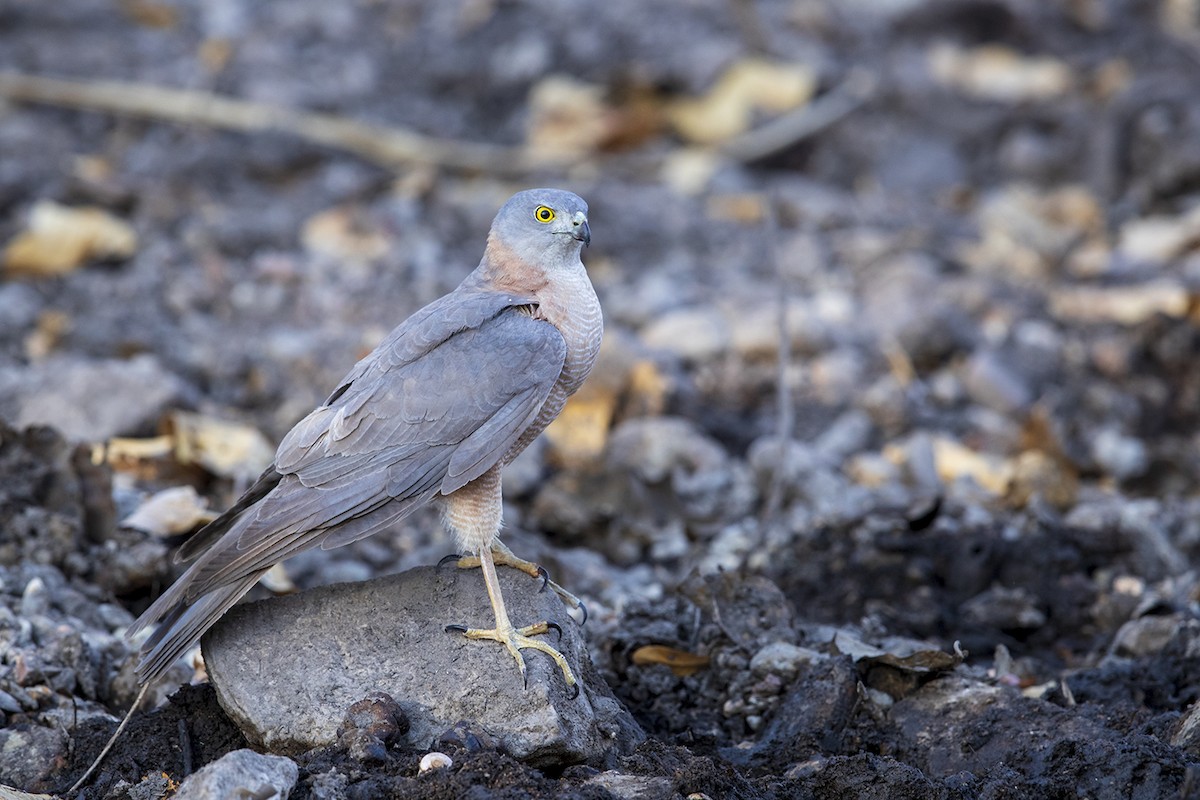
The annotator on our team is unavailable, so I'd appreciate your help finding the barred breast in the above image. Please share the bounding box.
[503,265,603,465]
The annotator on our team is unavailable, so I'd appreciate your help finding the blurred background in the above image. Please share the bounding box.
[2,0,1200,794]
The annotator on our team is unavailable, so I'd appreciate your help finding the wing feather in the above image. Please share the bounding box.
[133,288,569,681]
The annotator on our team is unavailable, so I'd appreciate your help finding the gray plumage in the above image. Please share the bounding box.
[129,188,601,683]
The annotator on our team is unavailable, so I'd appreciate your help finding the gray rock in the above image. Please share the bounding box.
[0,282,43,340]
[724,655,859,765]
[1108,614,1179,658]
[750,641,818,678]
[203,566,644,766]
[172,749,299,800]
[1171,699,1200,754]
[1090,428,1148,481]
[0,723,69,790]
[583,771,677,799]
[813,409,874,463]
[0,354,187,440]
[960,586,1047,631]
[639,305,729,362]
[962,350,1033,415]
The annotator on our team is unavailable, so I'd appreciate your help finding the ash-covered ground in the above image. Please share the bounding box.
[2,1,1200,798]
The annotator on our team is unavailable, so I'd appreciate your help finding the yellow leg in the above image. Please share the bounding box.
[443,540,587,623]
[446,544,579,696]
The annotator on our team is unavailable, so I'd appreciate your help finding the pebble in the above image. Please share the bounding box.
[1108,614,1179,658]
[640,306,730,362]
[749,642,818,678]
[172,749,299,800]
[0,354,188,441]
[1089,427,1148,481]
[962,349,1033,414]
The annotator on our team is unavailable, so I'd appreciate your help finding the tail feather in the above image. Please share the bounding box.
[132,570,266,683]
[174,467,282,563]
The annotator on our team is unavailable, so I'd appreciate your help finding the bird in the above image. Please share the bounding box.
[127,188,602,694]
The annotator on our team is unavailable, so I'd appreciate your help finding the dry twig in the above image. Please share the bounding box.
[721,69,876,163]
[0,71,549,175]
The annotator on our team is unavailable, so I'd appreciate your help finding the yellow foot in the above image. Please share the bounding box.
[445,621,579,699]
[439,541,588,624]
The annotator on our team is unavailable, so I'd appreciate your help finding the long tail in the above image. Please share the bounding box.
[130,570,266,683]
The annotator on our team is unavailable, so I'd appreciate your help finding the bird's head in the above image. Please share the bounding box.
[486,189,590,271]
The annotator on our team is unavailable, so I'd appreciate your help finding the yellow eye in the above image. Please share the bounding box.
[534,205,556,223]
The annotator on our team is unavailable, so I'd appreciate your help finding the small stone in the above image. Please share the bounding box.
[0,724,69,790]
[1090,428,1148,481]
[813,409,874,462]
[0,355,187,441]
[1117,207,1200,263]
[961,586,1047,631]
[749,642,817,678]
[337,691,409,763]
[0,689,22,713]
[172,749,299,800]
[19,576,49,617]
[1109,615,1179,658]
[1171,701,1200,754]
[639,306,730,362]
[962,350,1033,415]
[583,771,677,799]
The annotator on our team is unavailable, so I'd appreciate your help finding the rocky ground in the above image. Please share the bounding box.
[2,0,1200,797]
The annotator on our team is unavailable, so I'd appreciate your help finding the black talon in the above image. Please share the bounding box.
[438,553,463,569]
[445,624,469,634]
[545,621,563,642]
[576,600,588,626]
[536,565,550,592]
[567,682,579,700]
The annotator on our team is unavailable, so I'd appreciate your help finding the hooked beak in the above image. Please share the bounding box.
[571,211,591,246]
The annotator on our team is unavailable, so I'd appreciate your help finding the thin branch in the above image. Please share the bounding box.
[0,71,550,175]
[0,69,875,177]
[721,69,877,163]
[756,189,793,538]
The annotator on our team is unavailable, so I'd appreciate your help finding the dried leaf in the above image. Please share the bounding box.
[527,75,614,160]
[3,200,137,277]
[526,75,665,160]
[668,59,816,145]
[960,184,1103,280]
[1049,282,1190,325]
[661,147,722,195]
[631,645,711,676]
[259,563,296,594]
[625,359,670,418]
[1007,450,1078,509]
[833,635,965,701]
[543,392,616,470]
[167,411,275,482]
[24,310,71,360]
[301,206,390,263]
[119,0,179,28]
[122,485,214,536]
[706,192,767,224]
[1117,206,1200,263]
[97,435,175,466]
[930,437,1011,495]
[929,43,1073,102]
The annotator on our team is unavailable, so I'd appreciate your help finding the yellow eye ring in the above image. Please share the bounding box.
[534,205,556,223]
